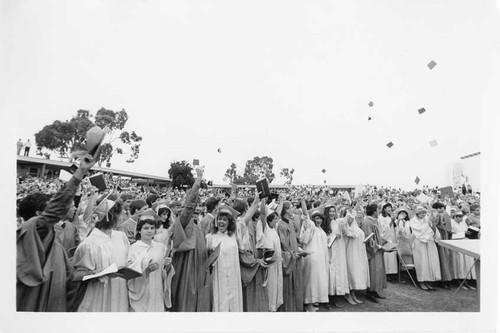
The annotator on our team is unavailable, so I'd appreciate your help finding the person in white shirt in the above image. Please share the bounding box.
[24,139,32,156]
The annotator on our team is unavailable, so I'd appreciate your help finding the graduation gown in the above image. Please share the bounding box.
[344,218,370,291]
[361,216,387,294]
[206,232,243,312]
[327,218,350,295]
[432,212,453,281]
[239,219,268,312]
[378,215,398,274]
[73,228,130,312]
[17,175,81,312]
[264,225,283,311]
[128,240,168,312]
[277,219,304,312]
[171,181,211,312]
[300,217,329,304]
[409,217,441,282]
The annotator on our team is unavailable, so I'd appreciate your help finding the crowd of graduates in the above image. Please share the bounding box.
[16,156,480,312]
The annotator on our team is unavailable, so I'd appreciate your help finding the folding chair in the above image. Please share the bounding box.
[397,249,418,288]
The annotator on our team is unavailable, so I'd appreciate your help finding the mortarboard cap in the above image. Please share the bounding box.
[59,169,72,182]
[415,177,421,185]
[94,198,116,221]
[386,142,394,148]
[427,61,437,70]
[460,152,480,160]
[214,204,239,219]
[134,209,162,223]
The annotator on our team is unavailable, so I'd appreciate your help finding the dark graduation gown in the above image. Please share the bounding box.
[277,219,303,312]
[361,216,387,294]
[240,220,268,312]
[17,175,80,311]
[433,212,453,281]
[171,181,212,312]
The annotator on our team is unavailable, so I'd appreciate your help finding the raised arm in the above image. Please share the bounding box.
[241,191,259,225]
[38,153,96,229]
[259,198,267,231]
[179,166,204,228]
[300,198,308,216]
[275,193,286,216]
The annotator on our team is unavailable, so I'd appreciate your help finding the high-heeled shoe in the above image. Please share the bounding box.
[344,294,357,305]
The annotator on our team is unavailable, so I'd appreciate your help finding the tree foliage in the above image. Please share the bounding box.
[168,161,195,189]
[34,110,93,159]
[243,156,275,184]
[224,156,276,185]
[34,108,142,166]
[280,167,295,186]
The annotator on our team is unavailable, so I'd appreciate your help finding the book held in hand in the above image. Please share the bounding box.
[466,226,479,239]
[58,169,73,182]
[256,177,271,199]
[89,172,107,192]
[115,266,142,280]
[263,250,275,261]
[204,243,221,270]
[83,263,119,281]
[82,261,143,281]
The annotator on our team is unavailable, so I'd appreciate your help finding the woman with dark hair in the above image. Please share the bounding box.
[154,205,175,256]
[262,210,283,311]
[277,200,304,312]
[299,202,329,312]
[361,203,389,302]
[128,210,170,311]
[325,205,351,307]
[395,208,413,267]
[378,203,398,281]
[72,199,131,311]
[206,204,243,311]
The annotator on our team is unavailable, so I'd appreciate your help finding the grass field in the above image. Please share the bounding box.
[318,277,479,312]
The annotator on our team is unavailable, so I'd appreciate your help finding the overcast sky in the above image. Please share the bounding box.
[4,0,500,190]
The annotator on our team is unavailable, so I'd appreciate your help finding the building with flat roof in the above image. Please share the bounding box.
[16,156,172,187]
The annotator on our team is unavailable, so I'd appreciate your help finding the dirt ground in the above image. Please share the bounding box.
[318,275,479,312]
